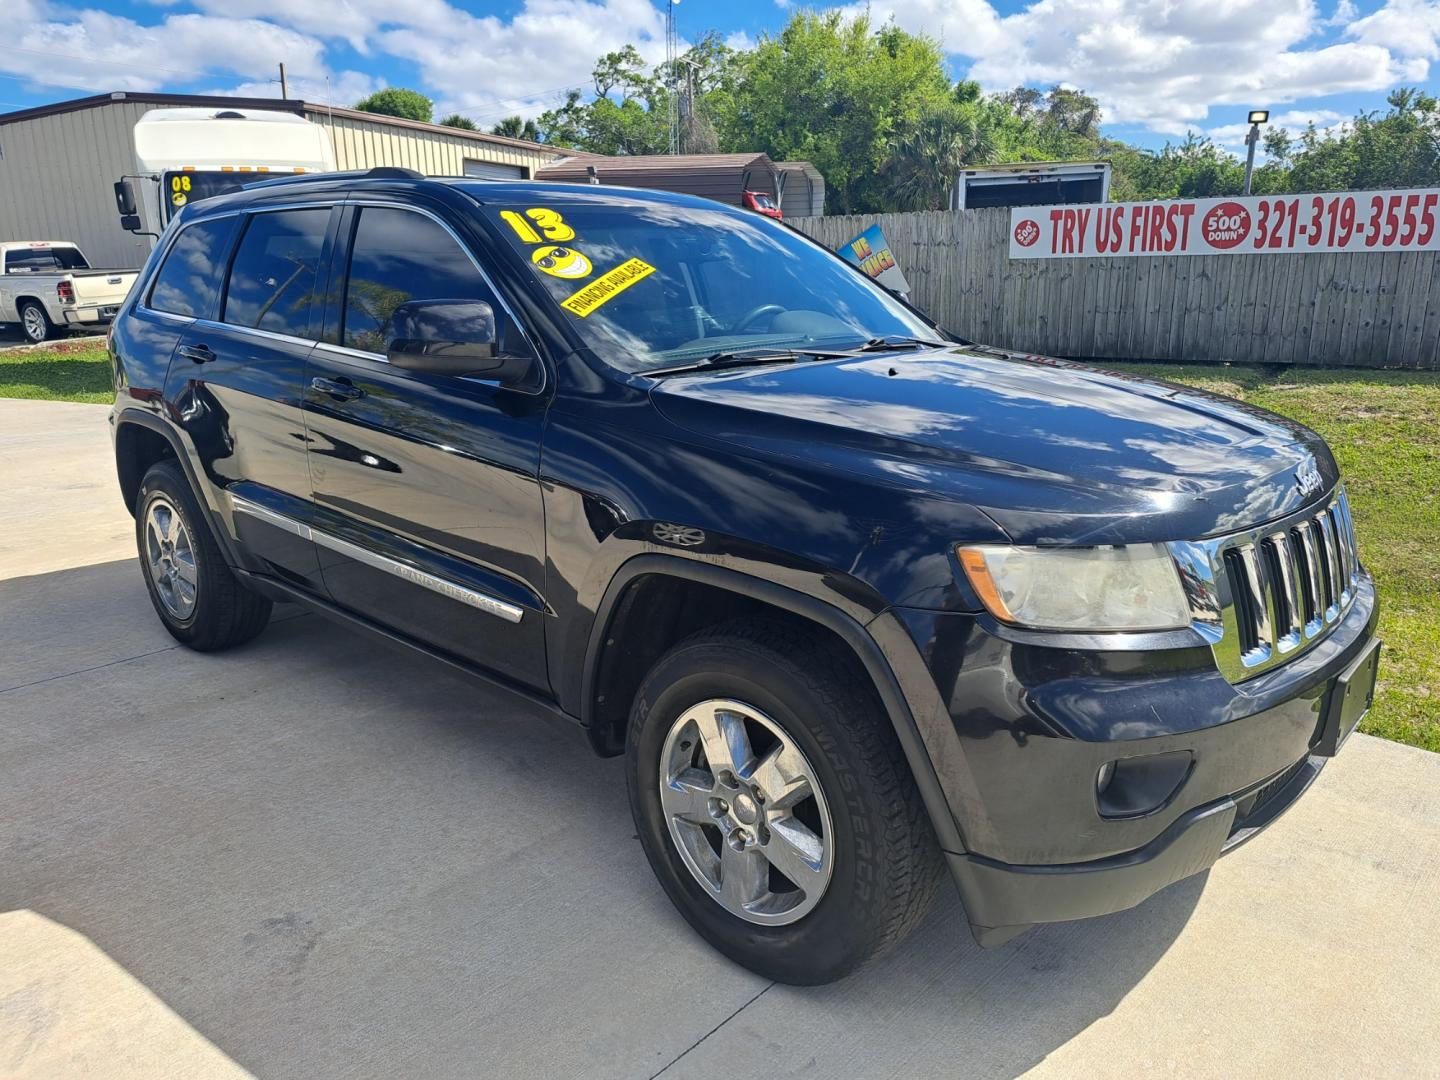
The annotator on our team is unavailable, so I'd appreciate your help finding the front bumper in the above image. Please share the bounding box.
[874,573,1380,944]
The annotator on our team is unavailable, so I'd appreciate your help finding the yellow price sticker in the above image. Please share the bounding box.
[561,258,656,317]
[500,207,576,243]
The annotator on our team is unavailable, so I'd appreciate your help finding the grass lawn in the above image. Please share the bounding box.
[3,345,1435,750]
[1107,363,1439,753]
[0,338,113,404]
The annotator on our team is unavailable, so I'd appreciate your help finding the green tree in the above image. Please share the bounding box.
[440,114,478,130]
[1284,90,1440,192]
[490,115,540,141]
[883,99,995,210]
[717,12,954,213]
[355,88,434,123]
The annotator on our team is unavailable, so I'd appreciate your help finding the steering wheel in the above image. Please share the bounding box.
[731,304,785,333]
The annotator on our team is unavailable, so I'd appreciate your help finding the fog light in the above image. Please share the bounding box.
[1096,760,1116,794]
[1096,750,1194,819]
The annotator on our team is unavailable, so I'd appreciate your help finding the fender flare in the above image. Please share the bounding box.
[582,553,965,853]
[112,408,244,567]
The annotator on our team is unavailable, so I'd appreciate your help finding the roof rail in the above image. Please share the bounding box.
[243,166,425,190]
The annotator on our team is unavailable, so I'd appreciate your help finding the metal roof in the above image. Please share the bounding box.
[0,91,567,157]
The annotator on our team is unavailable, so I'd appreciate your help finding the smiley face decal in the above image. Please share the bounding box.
[532,245,592,279]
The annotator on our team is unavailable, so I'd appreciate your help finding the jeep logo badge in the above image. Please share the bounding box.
[1296,459,1323,498]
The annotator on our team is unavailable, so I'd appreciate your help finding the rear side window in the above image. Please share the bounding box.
[148,217,239,318]
[222,209,329,338]
[5,246,87,273]
[341,207,495,354]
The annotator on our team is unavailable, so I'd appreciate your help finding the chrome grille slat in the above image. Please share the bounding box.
[1263,531,1303,653]
[1293,521,1325,636]
[1171,487,1362,683]
[1315,511,1342,622]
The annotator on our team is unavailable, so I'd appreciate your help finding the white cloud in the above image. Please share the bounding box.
[186,0,455,55]
[379,0,668,122]
[864,0,1429,133]
[1346,0,1440,60]
[5,7,334,93]
[724,30,755,50]
[839,0,1008,56]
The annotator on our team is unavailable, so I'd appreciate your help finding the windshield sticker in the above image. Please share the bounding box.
[500,207,577,244]
[532,245,593,279]
[561,258,656,317]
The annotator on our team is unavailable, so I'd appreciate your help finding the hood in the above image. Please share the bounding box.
[649,348,1337,545]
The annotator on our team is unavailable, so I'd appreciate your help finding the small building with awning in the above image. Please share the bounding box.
[537,152,826,217]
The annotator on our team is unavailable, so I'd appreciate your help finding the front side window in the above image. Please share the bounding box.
[148,216,240,319]
[341,207,496,354]
[480,189,936,372]
[222,209,329,338]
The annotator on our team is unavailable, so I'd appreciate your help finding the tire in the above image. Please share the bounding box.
[626,619,943,984]
[135,459,272,651]
[19,301,54,344]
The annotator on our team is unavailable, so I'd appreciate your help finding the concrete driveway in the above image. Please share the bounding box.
[2,397,1438,1080]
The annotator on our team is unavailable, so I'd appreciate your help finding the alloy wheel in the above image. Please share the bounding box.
[143,495,198,620]
[658,698,834,925]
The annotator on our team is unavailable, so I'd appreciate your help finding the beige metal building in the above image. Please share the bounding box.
[0,92,569,268]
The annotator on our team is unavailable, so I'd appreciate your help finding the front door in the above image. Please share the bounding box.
[165,204,338,592]
[302,202,550,691]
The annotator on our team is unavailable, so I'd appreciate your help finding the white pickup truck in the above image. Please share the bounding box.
[0,242,139,343]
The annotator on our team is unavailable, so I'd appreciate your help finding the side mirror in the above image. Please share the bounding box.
[114,179,137,217]
[120,213,143,232]
[386,299,535,384]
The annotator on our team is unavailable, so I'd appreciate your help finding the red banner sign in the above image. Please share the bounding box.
[1009,188,1440,259]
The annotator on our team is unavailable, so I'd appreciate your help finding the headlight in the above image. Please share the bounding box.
[957,543,1191,631]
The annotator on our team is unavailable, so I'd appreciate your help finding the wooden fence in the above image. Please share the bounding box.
[791,208,1440,368]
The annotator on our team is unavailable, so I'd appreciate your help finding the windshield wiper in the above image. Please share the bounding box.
[647,347,853,377]
[857,335,955,352]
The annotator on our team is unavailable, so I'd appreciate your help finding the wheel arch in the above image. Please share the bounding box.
[582,554,965,853]
[113,409,243,566]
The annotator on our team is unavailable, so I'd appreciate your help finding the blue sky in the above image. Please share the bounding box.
[5,0,1439,152]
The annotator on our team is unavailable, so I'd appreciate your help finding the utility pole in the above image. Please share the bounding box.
[665,0,680,154]
[1243,109,1268,195]
[279,63,289,100]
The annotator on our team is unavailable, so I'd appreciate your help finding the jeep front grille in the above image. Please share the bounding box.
[1169,488,1361,683]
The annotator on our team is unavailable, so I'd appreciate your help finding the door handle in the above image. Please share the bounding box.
[178,343,215,364]
[311,376,365,402]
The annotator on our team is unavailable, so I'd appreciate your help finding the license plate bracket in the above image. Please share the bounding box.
[1314,637,1380,757]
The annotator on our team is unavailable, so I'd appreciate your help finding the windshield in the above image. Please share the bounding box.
[483,190,939,372]
[163,171,258,220]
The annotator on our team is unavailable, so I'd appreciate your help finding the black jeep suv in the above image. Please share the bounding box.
[108,169,1381,984]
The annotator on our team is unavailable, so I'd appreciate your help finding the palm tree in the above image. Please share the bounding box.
[884,105,996,211]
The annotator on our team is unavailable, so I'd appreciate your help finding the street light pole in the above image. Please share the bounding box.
[1243,109,1269,196]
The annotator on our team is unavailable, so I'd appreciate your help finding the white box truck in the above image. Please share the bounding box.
[114,107,336,241]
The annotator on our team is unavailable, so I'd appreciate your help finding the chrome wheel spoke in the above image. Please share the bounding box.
[173,551,197,586]
[763,816,826,889]
[693,705,753,780]
[719,843,768,910]
[660,768,714,824]
[751,742,813,810]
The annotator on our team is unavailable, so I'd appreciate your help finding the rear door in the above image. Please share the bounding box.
[302,199,551,690]
[166,203,339,592]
